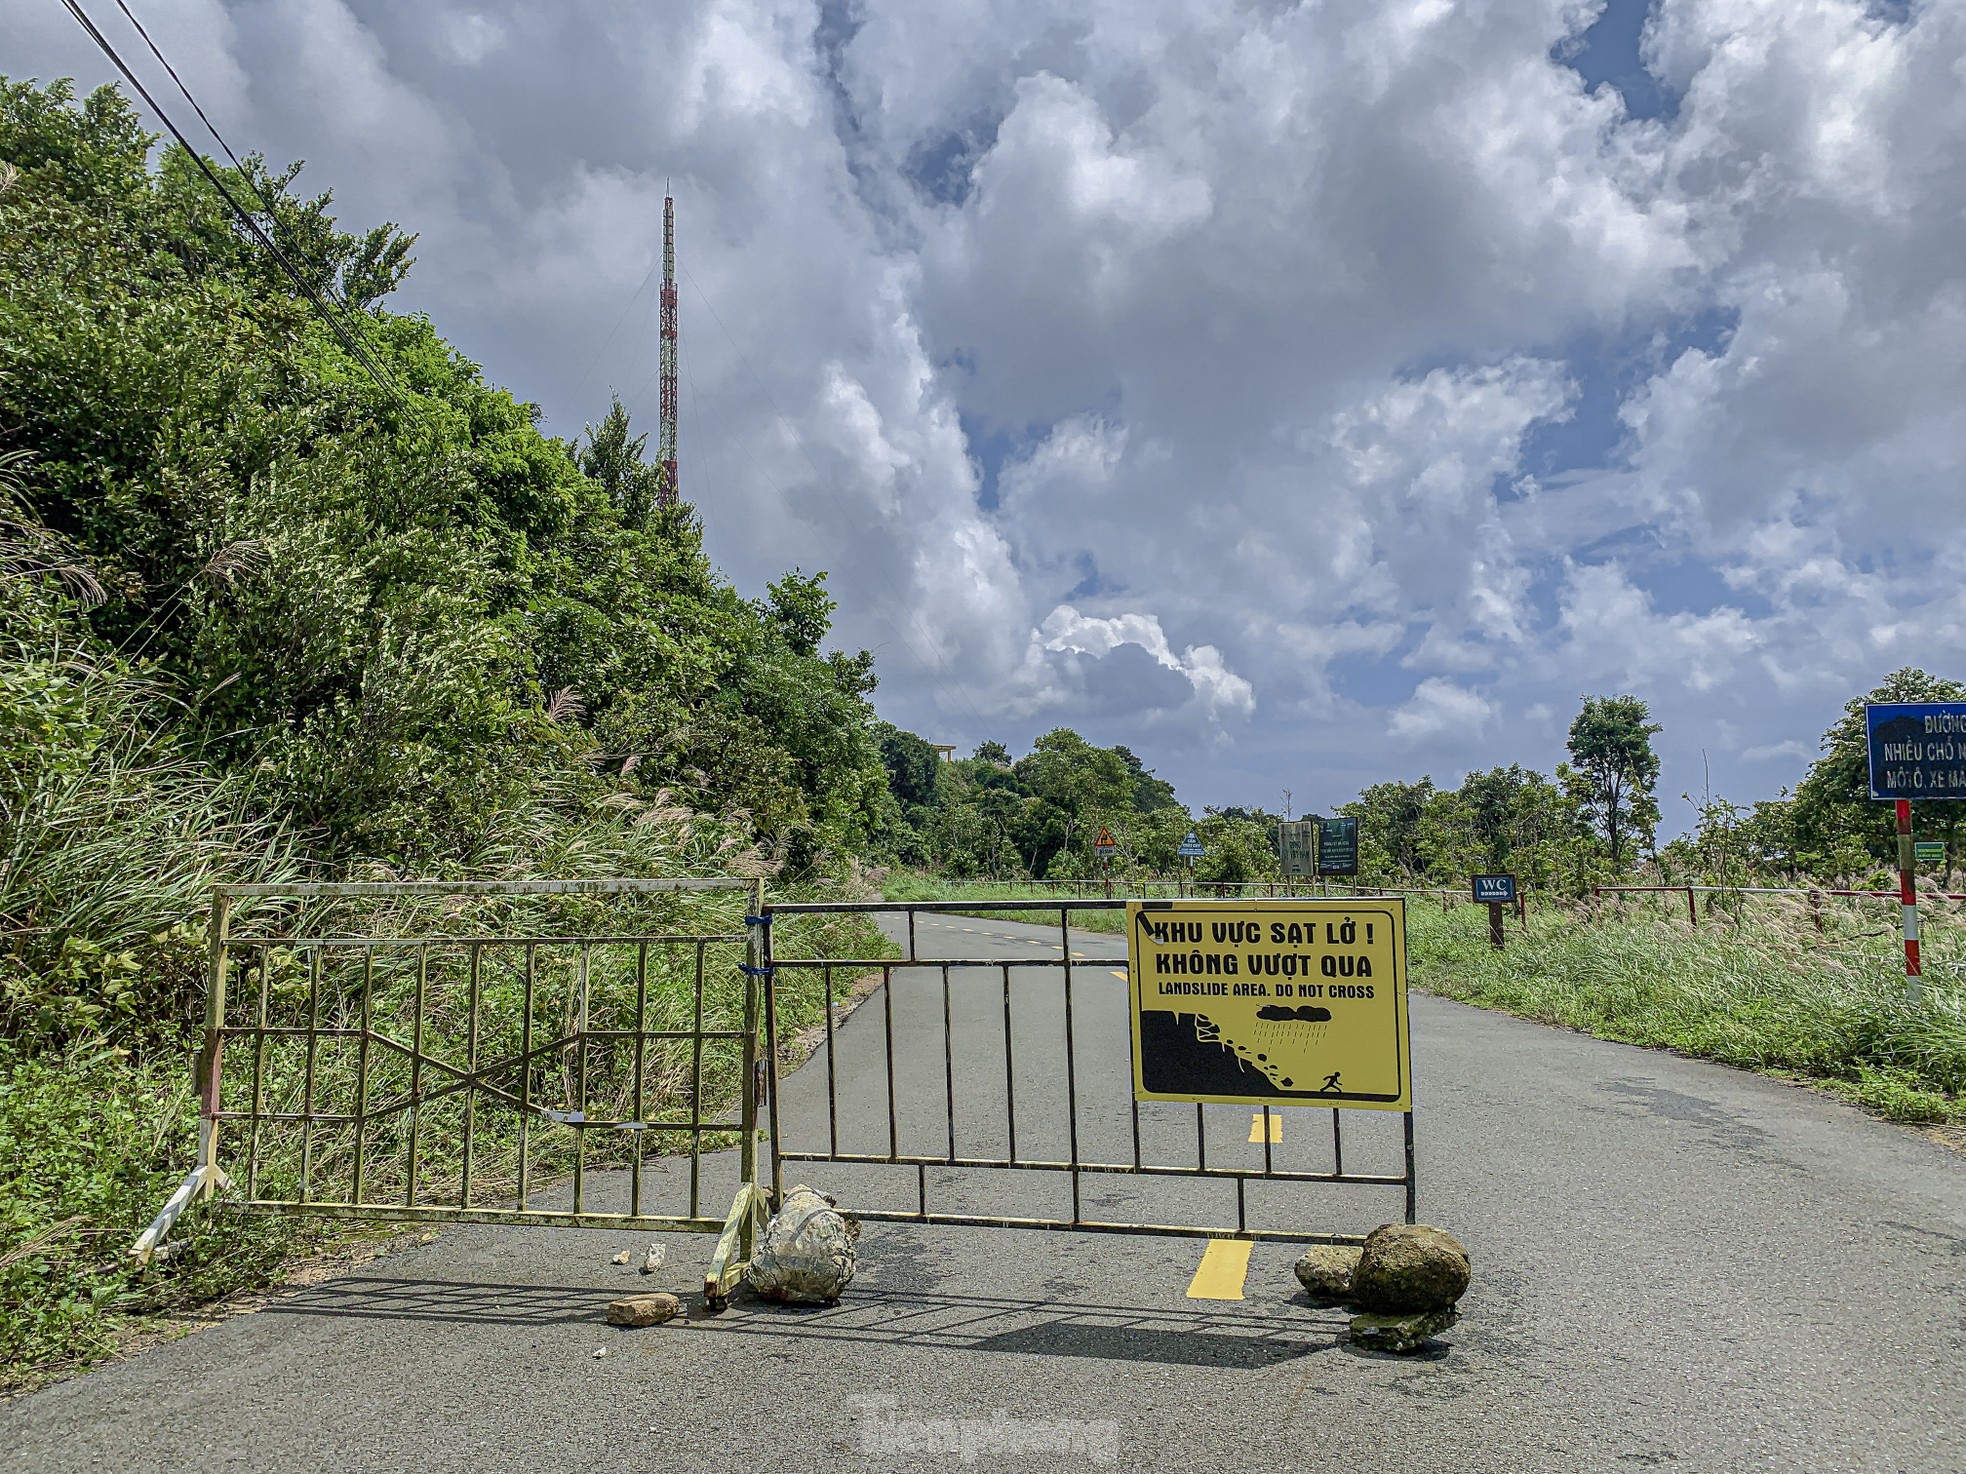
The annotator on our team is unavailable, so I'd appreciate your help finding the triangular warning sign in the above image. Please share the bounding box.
[1093,826,1117,851]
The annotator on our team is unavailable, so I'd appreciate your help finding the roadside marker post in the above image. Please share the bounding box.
[1176,829,1205,898]
[1093,826,1117,899]
[1471,874,1517,951]
[1865,701,1966,1003]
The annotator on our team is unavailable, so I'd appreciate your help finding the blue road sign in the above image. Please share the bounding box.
[1472,873,1517,905]
[1865,702,1966,801]
[1176,830,1205,859]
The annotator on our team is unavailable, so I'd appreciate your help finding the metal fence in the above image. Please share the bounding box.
[759,898,1415,1246]
[136,877,770,1302]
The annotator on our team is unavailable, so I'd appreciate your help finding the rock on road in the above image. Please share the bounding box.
[5,909,1962,1473]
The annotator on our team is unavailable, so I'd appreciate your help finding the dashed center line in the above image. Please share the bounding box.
[1186,1239,1253,1300]
[1248,1111,1283,1144]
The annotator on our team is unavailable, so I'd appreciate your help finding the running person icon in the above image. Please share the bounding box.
[1320,1071,1342,1092]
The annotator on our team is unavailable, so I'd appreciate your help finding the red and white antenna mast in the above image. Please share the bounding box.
[657,189,679,508]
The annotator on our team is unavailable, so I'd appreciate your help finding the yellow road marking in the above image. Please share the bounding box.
[1186,1239,1253,1300]
[1110,969,1128,980]
[1248,1112,1282,1143]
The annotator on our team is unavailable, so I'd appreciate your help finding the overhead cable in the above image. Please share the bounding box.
[57,0,414,414]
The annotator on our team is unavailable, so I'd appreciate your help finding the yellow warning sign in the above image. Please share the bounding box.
[1126,899,1410,1112]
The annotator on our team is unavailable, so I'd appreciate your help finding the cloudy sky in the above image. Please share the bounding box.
[11,0,1965,823]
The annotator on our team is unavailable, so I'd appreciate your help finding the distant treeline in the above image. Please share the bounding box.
[878,671,1966,891]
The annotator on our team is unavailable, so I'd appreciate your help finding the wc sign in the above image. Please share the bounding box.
[1471,874,1517,905]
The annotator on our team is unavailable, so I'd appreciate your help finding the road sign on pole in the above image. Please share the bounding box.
[1865,703,1966,1004]
[1865,702,1966,800]
[1315,817,1358,877]
[1278,820,1316,879]
[1915,841,1947,865]
[1176,830,1205,859]
[1472,874,1517,951]
[1126,899,1410,1110]
[1092,826,1117,854]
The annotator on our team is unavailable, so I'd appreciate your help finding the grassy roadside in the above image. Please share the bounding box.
[1406,895,1966,1125]
[880,873,1966,1127]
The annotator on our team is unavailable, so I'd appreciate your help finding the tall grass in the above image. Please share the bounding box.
[1408,893,1966,1122]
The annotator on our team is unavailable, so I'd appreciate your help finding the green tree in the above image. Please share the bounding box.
[578,396,668,526]
[1563,695,1662,868]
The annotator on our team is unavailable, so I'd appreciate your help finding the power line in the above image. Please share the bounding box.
[57,0,413,413]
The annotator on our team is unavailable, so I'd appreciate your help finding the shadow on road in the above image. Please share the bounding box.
[260,1276,1341,1367]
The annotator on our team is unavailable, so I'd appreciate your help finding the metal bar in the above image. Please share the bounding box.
[572,944,589,1217]
[1196,1103,1207,1172]
[764,899,1131,915]
[759,885,783,1206]
[350,950,372,1206]
[219,878,752,898]
[739,879,763,1260]
[882,964,898,1160]
[300,948,320,1202]
[824,963,838,1159]
[1236,1175,1247,1234]
[223,932,745,949]
[462,943,480,1208]
[907,907,918,963]
[941,963,956,1163]
[631,941,648,1219]
[772,1149,1406,1185]
[1332,1109,1343,1176]
[232,1201,730,1234]
[218,1024,748,1044]
[220,1109,746,1132]
[829,1209,1369,1245]
[517,944,534,1210]
[1403,1112,1417,1223]
[405,942,427,1207]
[246,944,269,1200]
[1262,1106,1273,1177]
[770,956,1124,971]
[1060,907,1081,1223]
[196,890,231,1185]
[1001,963,1016,1165]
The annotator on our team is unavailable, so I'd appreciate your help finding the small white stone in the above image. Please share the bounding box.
[610,1250,631,1265]
[639,1242,666,1275]
[593,1347,609,1359]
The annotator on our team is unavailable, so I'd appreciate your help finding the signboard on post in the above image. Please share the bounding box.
[1471,874,1517,905]
[1092,826,1117,855]
[1278,820,1316,879]
[1864,701,1966,1004]
[1315,817,1358,877]
[1177,830,1205,859]
[1916,841,1947,865]
[1866,703,1966,800]
[1126,899,1410,1110]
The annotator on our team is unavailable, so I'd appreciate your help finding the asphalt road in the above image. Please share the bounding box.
[7,909,1964,1473]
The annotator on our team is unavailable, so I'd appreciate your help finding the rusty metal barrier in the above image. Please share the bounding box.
[758,898,1416,1247]
[134,877,770,1305]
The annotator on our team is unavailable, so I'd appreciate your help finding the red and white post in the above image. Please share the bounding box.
[1897,799,1923,1003]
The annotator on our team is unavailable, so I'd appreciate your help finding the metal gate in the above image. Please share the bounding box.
[134,877,772,1302]
[758,897,1416,1246]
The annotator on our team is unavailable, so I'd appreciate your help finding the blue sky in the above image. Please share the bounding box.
[12,0,1966,831]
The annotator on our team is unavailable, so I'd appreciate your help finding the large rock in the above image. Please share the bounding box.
[1293,1244,1362,1305]
[606,1292,681,1327]
[1350,1223,1470,1314]
[1349,1308,1457,1354]
[748,1185,859,1306]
